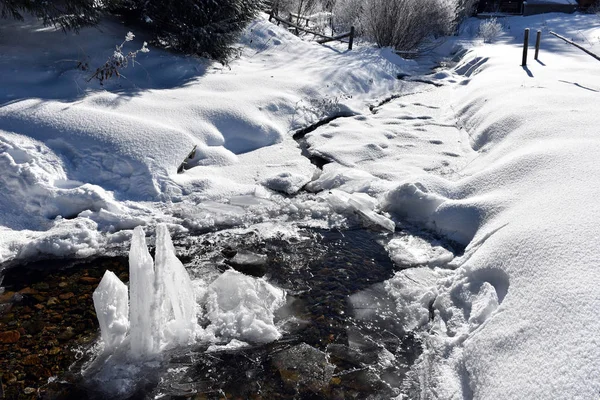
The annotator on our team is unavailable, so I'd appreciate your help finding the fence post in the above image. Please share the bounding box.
[522,28,529,66]
[348,26,355,51]
[534,30,541,60]
[269,9,273,22]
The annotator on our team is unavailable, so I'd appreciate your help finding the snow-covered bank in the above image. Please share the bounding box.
[373,14,600,399]
[0,15,416,264]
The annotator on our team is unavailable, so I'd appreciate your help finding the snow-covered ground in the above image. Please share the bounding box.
[0,14,424,264]
[2,9,600,399]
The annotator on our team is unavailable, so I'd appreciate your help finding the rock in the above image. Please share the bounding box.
[0,303,13,315]
[5,373,17,384]
[0,330,20,343]
[19,287,38,295]
[50,314,63,323]
[49,347,61,355]
[57,327,75,341]
[0,291,15,304]
[33,295,45,303]
[34,304,45,310]
[272,343,335,394]
[46,298,58,306]
[22,319,44,335]
[58,293,74,301]
[79,276,99,284]
[58,282,68,288]
[23,387,36,394]
[33,282,50,291]
[22,355,41,366]
[339,369,382,392]
[327,344,378,367]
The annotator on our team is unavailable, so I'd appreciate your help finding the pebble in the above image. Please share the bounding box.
[19,287,38,295]
[22,355,41,366]
[58,293,75,300]
[0,330,20,343]
[79,277,99,284]
[0,291,15,304]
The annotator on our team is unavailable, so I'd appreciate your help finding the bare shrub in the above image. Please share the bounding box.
[479,18,503,43]
[88,32,149,85]
[362,0,455,51]
[332,0,364,34]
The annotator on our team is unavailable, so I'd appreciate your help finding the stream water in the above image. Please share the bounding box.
[0,227,430,399]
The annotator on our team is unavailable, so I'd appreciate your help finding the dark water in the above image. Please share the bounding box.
[1,228,426,399]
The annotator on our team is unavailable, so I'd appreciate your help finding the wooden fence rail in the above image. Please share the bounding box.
[268,12,354,50]
[549,31,600,62]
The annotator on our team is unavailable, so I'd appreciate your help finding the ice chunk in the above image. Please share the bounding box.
[383,183,445,222]
[262,171,311,195]
[206,270,285,343]
[93,270,129,352]
[327,189,395,232]
[154,224,197,346]
[206,339,249,353]
[385,235,454,267]
[128,226,158,355]
[230,250,267,266]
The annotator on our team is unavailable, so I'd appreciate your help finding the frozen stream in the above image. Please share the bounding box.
[0,222,460,399]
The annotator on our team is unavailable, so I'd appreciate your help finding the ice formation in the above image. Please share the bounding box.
[128,226,158,355]
[93,224,197,356]
[92,270,129,352]
[205,269,286,343]
[153,224,197,346]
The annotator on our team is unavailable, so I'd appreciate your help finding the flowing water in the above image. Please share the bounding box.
[0,227,432,399]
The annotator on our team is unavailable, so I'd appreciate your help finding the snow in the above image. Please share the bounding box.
[3,8,600,399]
[377,14,600,400]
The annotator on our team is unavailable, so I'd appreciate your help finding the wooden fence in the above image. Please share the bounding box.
[522,29,600,66]
[268,12,355,51]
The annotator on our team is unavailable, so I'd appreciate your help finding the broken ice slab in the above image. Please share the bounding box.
[205,269,285,343]
[94,223,198,359]
[327,189,395,232]
[385,235,454,267]
[93,270,129,352]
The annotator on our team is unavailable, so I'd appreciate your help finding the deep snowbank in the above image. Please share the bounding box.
[375,14,600,399]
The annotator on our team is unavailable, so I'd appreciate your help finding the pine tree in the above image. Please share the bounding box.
[0,0,100,31]
[148,0,264,61]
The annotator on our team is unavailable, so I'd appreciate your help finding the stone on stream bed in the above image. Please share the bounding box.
[271,343,335,394]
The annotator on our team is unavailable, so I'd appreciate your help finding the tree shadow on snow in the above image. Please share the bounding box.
[0,16,216,106]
